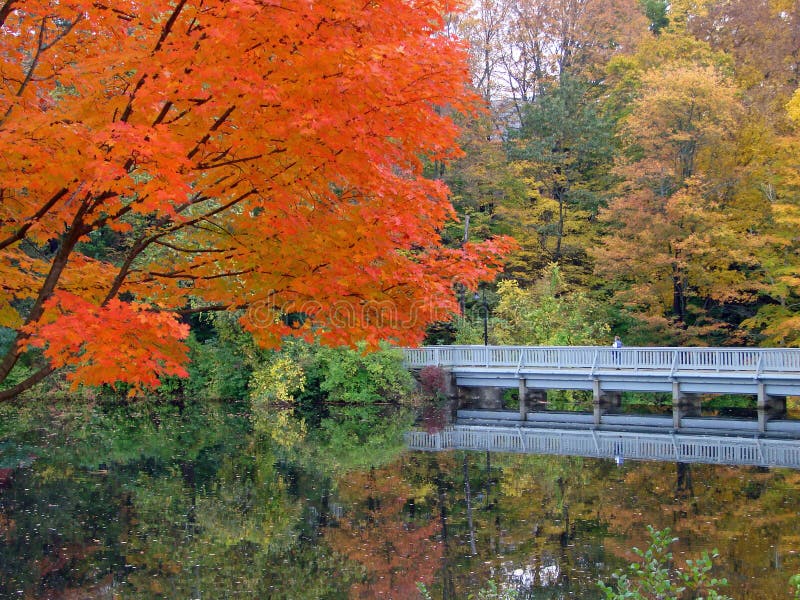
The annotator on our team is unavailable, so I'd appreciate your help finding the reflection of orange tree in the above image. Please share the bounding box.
[327,467,443,598]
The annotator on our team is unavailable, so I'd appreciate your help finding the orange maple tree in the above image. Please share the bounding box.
[0,0,512,398]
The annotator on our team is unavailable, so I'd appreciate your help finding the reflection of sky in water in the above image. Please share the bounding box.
[506,558,561,587]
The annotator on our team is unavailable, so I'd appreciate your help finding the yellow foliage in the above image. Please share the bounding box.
[250,356,305,406]
[787,88,800,125]
[0,300,22,328]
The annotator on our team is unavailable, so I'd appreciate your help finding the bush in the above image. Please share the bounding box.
[418,365,447,397]
[316,341,415,404]
[598,526,731,600]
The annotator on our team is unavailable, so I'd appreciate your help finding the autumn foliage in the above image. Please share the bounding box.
[449,0,800,346]
[0,0,511,397]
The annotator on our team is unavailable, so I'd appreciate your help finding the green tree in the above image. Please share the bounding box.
[639,0,669,34]
[457,265,610,346]
[506,76,616,286]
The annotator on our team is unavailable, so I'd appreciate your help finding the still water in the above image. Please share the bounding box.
[1,399,799,599]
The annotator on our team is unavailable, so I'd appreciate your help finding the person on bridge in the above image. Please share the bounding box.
[612,335,623,367]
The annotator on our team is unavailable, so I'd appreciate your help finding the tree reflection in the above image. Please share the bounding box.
[325,467,442,598]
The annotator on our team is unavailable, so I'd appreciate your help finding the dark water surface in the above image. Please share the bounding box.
[1,399,799,599]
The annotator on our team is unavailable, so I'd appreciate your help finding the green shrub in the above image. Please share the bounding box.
[598,526,731,600]
[316,341,414,404]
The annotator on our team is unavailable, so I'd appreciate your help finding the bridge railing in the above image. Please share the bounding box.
[403,345,800,374]
[405,426,800,468]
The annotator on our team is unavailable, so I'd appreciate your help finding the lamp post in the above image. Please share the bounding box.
[474,290,488,346]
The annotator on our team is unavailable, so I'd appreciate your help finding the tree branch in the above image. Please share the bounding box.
[1,12,82,126]
[153,0,188,53]
[196,153,265,170]
[152,100,173,126]
[0,0,16,28]
[142,267,255,282]
[153,241,237,254]
[0,197,92,384]
[100,184,257,305]
[0,187,69,251]
[187,105,236,160]
[0,366,55,402]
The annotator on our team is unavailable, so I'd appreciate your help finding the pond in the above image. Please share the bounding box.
[1,399,799,598]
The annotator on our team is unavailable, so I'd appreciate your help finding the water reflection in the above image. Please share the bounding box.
[1,400,799,598]
[406,425,800,468]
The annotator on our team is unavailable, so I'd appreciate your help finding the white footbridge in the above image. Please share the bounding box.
[403,345,800,397]
[403,345,800,435]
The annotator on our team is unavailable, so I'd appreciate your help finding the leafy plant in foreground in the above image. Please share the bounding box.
[598,526,731,599]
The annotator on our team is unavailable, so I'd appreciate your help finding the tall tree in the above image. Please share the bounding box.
[593,63,754,342]
[0,0,512,398]
[449,0,648,285]
[686,0,800,118]
[456,0,514,107]
[506,75,616,285]
[455,0,648,123]
[737,89,800,345]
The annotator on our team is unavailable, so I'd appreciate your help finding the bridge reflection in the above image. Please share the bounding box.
[405,418,800,469]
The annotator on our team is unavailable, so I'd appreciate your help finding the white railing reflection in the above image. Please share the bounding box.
[405,426,800,469]
[403,345,800,374]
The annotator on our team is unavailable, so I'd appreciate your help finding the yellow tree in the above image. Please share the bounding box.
[738,88,800,345]
[593,63,756,342]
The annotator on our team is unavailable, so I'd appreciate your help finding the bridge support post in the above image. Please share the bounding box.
[758,383,787,432]
[672,382,683,429]
[672,382,700,429]
[592,380,621,425]
[441,368,456,398]
[593,380,602,425]
[519,379,527,421]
